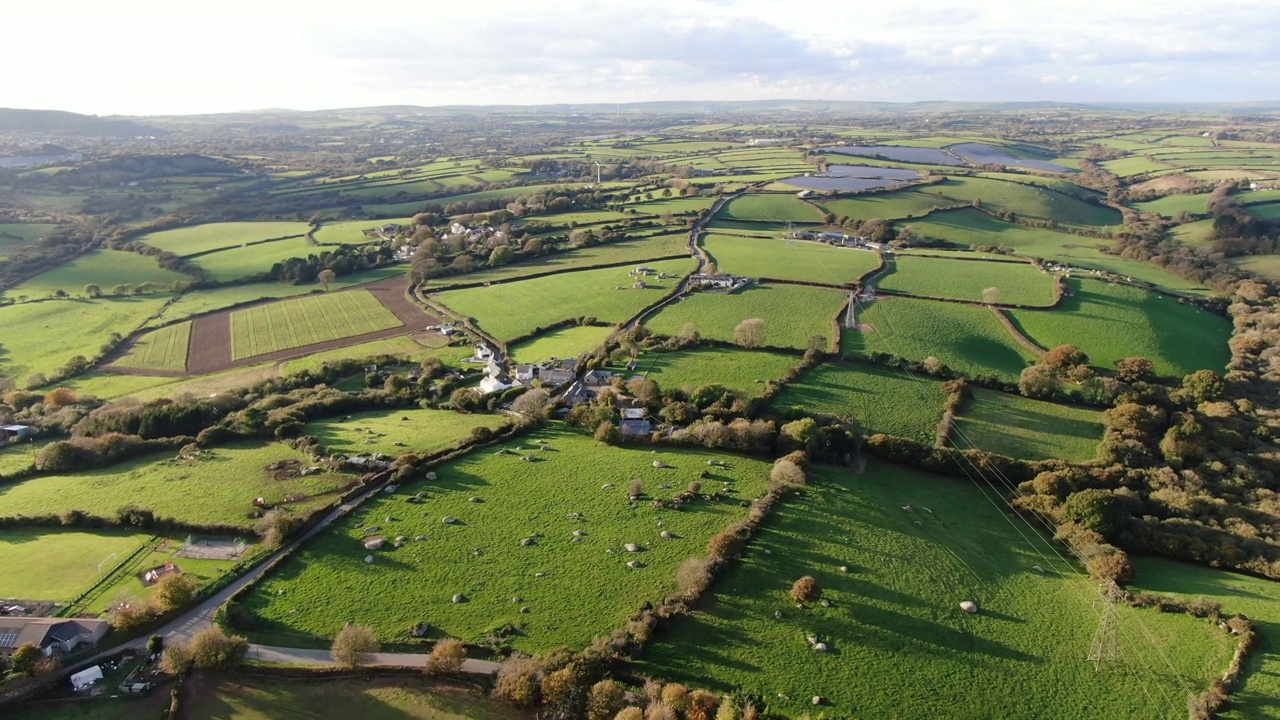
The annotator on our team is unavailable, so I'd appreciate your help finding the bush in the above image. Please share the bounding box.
[152,572,198,612]
[159,641,191,676]
[494,653,540,706]
[424,637,467,675]
[331,623,380,668]
[188,626,248,669]
[587,679,627,720]
[790,576,821,603]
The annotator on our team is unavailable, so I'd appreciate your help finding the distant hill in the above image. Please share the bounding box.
[0,108,154,136]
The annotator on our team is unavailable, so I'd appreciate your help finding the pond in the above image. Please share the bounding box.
[820,145,964,166]
[948,143,1073,172]
[782,164,921,191]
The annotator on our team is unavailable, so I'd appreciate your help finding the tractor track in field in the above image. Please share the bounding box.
[104,276,442,378]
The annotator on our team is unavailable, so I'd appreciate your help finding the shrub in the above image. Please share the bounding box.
[159,640,191,675]
[109,601,156,631]
[688,690,721,720]
[494,653,540,706]
[790,576,821,603]
[769,459,806,492]
[587,679,627,720]
[331,623,380,668]
[424,637,467,675]
[255,508,299,548]
[614,708,645,720]
[10,643,42,675]
[152,572,199,612]
[661,683,691,712]
[707,529,745,560]
[188,626,248,669]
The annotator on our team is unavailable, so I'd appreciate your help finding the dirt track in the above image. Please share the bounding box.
[108,276,442,378]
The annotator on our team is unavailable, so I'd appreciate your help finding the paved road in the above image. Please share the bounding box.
[249,645,499,673]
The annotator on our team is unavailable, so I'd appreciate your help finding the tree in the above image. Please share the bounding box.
[1062,489,1127,539]
[159,640,191,675]
[615,708,645,720]
[732,318,766,348]
[1113,357,1156,383]
[331,624,380,667]
[146,635,165,656]
[187,626,248,669]
[1018,364,1058,399]
[594,420,618,444]
[1180,369,1225,404]
[790,576,821,603]
[10,643,42,675]
[494,654,540,706]
[43,387,77,406]
[488,245,514,266]
[511,388,551,421]
[152,572,198,611]
[83,283,102,298]
[255,508,297,548]
[1041,344,1089,370]
[424,637,467,674]
[317,269,336,291]
[588,679,627,720]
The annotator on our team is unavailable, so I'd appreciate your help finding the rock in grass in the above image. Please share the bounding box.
[425,471,437,481]
[813,642,828,652]
[624,543,640,552]
[839,565,849,573]
[627,560,643,569]
[521,537,536,546]
[364,555,374,564]
[442,516,457,525]
[960,601,979,614]
[660,531,673,539]
[812,696,823,706]
[452,593,466,604]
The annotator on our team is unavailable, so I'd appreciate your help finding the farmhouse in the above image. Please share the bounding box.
[0,617,109,657]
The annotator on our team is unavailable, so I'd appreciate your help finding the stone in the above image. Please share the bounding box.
[813,642,828,652]
[812,696,823,706]
[627,560,643,568]
[425,472,437,481]
[660,530,672,539]
[521,537,536,546]
[469,496,482,503]
[452,594,466,604]
[442,516,457,524]
[839,565,849,573]
[364,555,374,564]
[960,601,979,614]
[624,543,640,552]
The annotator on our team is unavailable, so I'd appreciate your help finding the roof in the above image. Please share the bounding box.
[0,618,108,650]
[621,408,647,420]
[70,665,103,690]
[0,425,28,431]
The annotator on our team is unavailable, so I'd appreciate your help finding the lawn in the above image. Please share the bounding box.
[771,362,944,443]
[112,321,192,372]
[634,346,801,398]
[5,250,188,300]
[1007,278,1232,377]
[719,194,824,223]
[139,221,309,257]
[230,289,403,360]
[844,296,1039,381]
[703,234,879,284]
[239,426,773,652]
[877,255,1057,306]
[644,284,846,351]
[193,236,318,281]
[953,388,1102,461]
[434,233,690,288]
[0,296,173,381]
[1129,556,1280,720]
[0,528,153,601]
[636,461,1232,720]
[508,325,613,363]
[0,442,355,530]
[434,258,694,341]
[178,676,531,720]
[305,407,508,458]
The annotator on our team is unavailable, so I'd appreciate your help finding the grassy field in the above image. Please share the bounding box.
[433,233,690,288]
[900,209,1213,295]
[877,255,1057,306]
[1007,278,1232,376]
[112,321,192,372]
[1102,156,1173,176]
[139,221,310,257]
[0,441,45,476]
[194,236,318,281]
[240,426,773,651]
[5,250,188,300]
[1170,218,1218,248]
[0,442,354,530]
[703,234,878,284]
[280,335,463,376]
[508,324,613,363]
[434,258,693,340]
[314,218,412,245]
[0,222,57,244]
[635,346,801,397]
[636,461,1231,719]
[1129,556,1280,720]
[771,362,944,443]
[1230,253,1280,283]
[230,290,403,360]
[819,178,1122,227]
[645,284,846,351]
[0,528,153,601]
[953,388,1102,461]
[1134,194,1209,218]
[720,194,824,222]
[305,407,507,458]
[0,295,173,381]
[844,296,1039,381]
[178,676,531,720]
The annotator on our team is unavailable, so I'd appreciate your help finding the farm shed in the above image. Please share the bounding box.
[1,425,32,441]
[70,665,103,691]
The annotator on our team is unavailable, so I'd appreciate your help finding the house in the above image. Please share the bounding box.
[468,343,496,363]
[1,425,31,442]
[0,617,110,657]
[539,366,576,385]
[820,231,849,244]
[620,418,652,436]
[514,364,537,383]
[558,380,594,406]
[583,369,614,387]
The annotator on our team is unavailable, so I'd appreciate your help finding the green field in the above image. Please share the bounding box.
[0,442,354,530]
[0,528,153,600]
[953,388,1102,461]
[435,233,690,288]
[0,441,45,476]
[771,362,944,443]
[508,324,613,363]
[279,335,464,377]
[6,249,188,299]
[314,218,412,245]
[720,193,824,223]
[193,236,318,281]
[645,284,846,351]
[434,258,693,341]
[635,346,801,398]
[240,426,773,651]
[1007,278,1232,376]
[0,295,173,381]
[0,222,57,245]
[703,233,878,284]
[112,321,191,372]
[1134,193,1209,218]
[139,221,310,257]
[305,407,507,458]
[230,289,404,360]
[844,296,1038,380]
[1102,156,1173,176]
[877,255,1057,306]
[637,461,1230,719]
[1230,253,1280,283]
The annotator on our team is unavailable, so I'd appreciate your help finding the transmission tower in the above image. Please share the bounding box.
[1087,581,1122,671]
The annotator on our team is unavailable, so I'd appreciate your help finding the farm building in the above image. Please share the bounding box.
[619,407,652,437]
[1,425,32,442]
[0,617,109,657]
[690,274,750,292]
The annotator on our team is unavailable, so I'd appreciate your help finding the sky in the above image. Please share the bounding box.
[3,0,1277,116]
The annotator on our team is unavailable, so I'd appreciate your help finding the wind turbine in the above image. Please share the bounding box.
[594,161,603,186]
